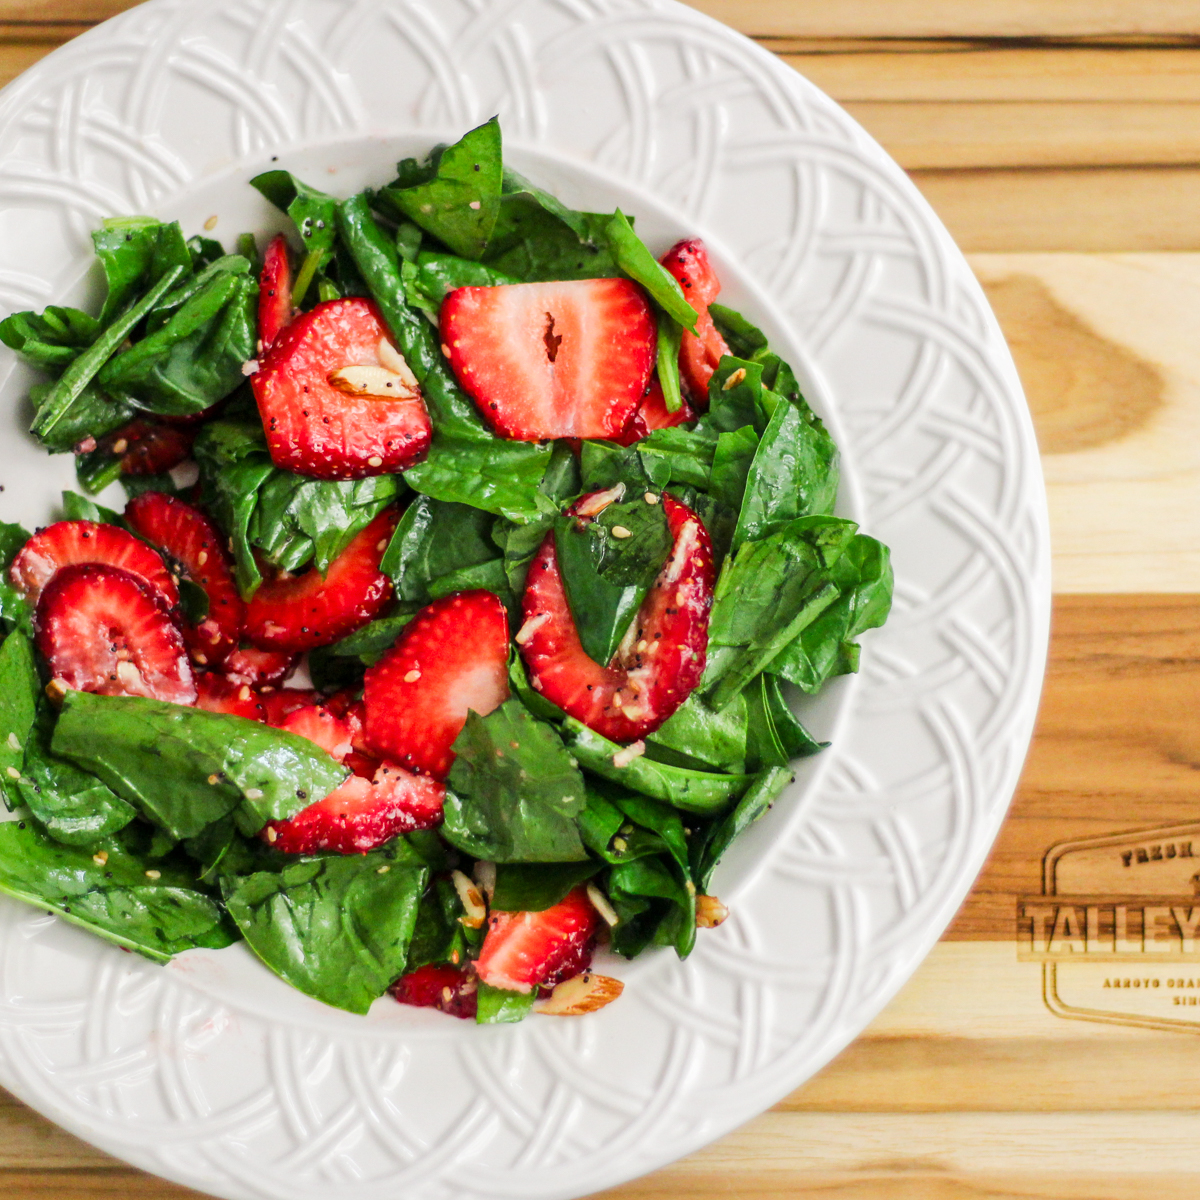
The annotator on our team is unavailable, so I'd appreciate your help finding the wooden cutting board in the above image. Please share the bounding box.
[3,3,1200,1197]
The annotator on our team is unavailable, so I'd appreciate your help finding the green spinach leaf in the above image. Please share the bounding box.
[475,982,536,1023]
[382,496,503,602]
[490,861,601,912]
[0,306,99,371]
[0,631,40,809]
[92,217,192,323]
[442,700,588,863]
[605,211,697,333]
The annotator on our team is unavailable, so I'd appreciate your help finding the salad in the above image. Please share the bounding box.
[0,119,892,1022]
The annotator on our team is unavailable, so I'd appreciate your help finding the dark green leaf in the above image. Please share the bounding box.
[0,522,32,638]
[52,692,347,840]
[604,211,697,333]
[703,516,859,709]
[187,236,225,270]
[562,718,752,815]
[99,272,256,416]
[30,265,185,447]
[178,579,210,624]
[0,305,100,370]
[645,691,750,774]
[442,700,587,863]
[694,765,793,891]
[657,309,683,413]
[770,535,893,693]
[92,217,192,324]
[381,496,502,602]
[491,861,602,912]
[708,302,770,361]
[484,188,620,282]
[554,491,672,666]
[708,424,759,512]
[0,821,234,962]
[380,118,504,260]
[475,981,535,1023]
[408,251,518,310]
[745,673,825,767]
[250,171,339,256]
[607,855,695,959]
[0,631,40,809]
[222,840,427,1013]
[406,875,476,973]
[18,705,137,843]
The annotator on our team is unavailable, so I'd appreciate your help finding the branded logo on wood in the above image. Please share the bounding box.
[1018,823,1200,1030]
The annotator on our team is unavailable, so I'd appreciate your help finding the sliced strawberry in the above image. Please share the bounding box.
[519,492,714,742]
[252,297,431,479]
[475,887,598,994]
[222,646,297,688]
[195,672,267,720]
[441,278,656,441]
[243,509,397,652]
[363,590,509,779]
[11,520,177,611]
[275,704,355,761]
[259,233,293,352]
[95,418,195,477]
[263,762,444,854]
[125,492,243,669]
[660,239,731,406]
[259,688,321,725]
[614,377,695,446]
[36,563,195,705]
[391,963,477,1021]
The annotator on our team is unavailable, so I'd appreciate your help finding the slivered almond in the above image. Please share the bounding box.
[535,972,624,1016]
[586,884,619,927]
[611,740,645,768]
[696,895,729,928]
[515,611,550,645]
[577,483,626,517]
[376,338,420,387]
[473,859,497,901]
[452,869,486,928]
[328,364,420,400]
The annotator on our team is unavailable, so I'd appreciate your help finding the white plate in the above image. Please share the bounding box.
[0,2,1050,1197]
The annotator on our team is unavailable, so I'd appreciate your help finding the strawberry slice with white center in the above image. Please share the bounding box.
[519,492,715,742]
[11,519,177,611]
[659,239,731,406]
[222,646,297,688]
[475,887,598,994]
[441,278,656,441]
[125,491,244,670]
[243,509,398,652]
[613,377,696,446]
[258,233,293,352]
[36,563,195,705]
[252,297,431,479]
[363,590,510,779]
[260,702,444,853]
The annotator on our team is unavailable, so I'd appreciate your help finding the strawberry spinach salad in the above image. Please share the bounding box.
[0,119,892,1021]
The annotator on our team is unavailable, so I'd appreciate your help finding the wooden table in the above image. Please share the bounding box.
[3,2,1199,1197]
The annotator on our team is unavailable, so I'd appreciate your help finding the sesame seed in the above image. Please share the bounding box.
[238,686,251,701]
[611,526,632,539]
[722,367,747,390]
[367,456,383,467]
[613,837,628,852]
[644,492,659,505]
[197,551,208,566]
[92,852,108,866]
[441,344,451,357]
[404,669,421,683]
[207,774,221,785]
[245,787,263,800]
[266,826,278,843]
[376,865,390,874]
[5,767,20,780]
[144,869,161,880]
[204,214,218,231]
[6,733,20,752]
[111,438,128,455]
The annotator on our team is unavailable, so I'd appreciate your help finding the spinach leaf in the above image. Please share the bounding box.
[442,700,588,863]
[30,265,185,449]
[770,534,893,693]
[187,235,225,270]
[406,875,477,973]
[745,673,825,766]
[405,435,555,525]
[29,382,135,456]
[703,516,859,710]
[18,705,137,843]
[308,609,417,691]
[222,840,427,1013]
[490,861,601,912]
[645,691,751,774]
[52,692,347,840]
[99,269,256,416]
[657,309,683,413]
[607,855,695,959]
[250,170,338,256]
[562,719,752,815]
[554,491,672,666]
[709,302,770,361]
[61,491,122,525]
[484,191,620,283]
[0,306,99,371]
[705,357,773,434]
[409,251,517,309]
[92,217,193,323]
[709,424,759,512]
[475,982,536,1023]
[692,765,792,891]
[731,397,838,554]
[0,631,40,809]
[381,496,503,603]
[636,426,717,491]
[0,522,32,638]
[380,118,504,260]
[605,211,697,333]
[0,821,234,963]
